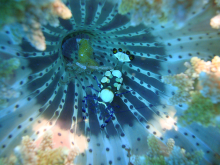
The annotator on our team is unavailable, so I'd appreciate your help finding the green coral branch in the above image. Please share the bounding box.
[0,58,20,79]
[179,91,220,128]
[144,135,204,165]
[0,0,27,28]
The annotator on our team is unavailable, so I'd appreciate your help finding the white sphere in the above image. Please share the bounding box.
[100,89,114,103]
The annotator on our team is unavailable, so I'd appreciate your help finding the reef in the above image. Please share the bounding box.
[210,0,220,29]
[117,0,210,28]
[130,135,204,165]
[0,131,79,165]
[163,56,220,128]
[0,58,20,109]
[0,0,72,51]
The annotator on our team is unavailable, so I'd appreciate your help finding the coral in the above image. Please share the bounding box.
[129,155,148,165]
[179,91,220,127]
[163,56,220,128]
[187,57,211,76]
[210,14,220,29]
[0,0,26,29]
[210,0,220,29]
[37,147,69,165]
[0,155,16,165]
[145,155,166,165]
[118,0,173,26]
[163,56,220,105]
[1,0,72,51]
[0,58,20,109]
[52,0,72,19]
[14,136,38,165]
[166,138,175,154]
[2,131,79,165]
[147,134,163,156]
[38,131,53,151]
[22,21,46,51]
[65,149,79,165]
[0,82,20,109]
[162,73,194,105]
[199,72,220,103]
[145,135,203,165]
[118,0,209,28]
[211,56,220,73]
[0,58,20,79]
[165,146,204,165]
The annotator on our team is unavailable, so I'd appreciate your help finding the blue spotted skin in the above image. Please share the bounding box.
[0,0,220,165]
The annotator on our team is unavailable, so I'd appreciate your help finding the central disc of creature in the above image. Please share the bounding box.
[60,31,135,128]
[61,31,115,75]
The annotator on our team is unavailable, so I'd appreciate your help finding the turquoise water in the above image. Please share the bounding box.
[0,0,220,165]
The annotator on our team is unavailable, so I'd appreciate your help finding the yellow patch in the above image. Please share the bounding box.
[77,39,98,69]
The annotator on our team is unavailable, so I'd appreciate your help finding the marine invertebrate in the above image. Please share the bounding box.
[117,0,210,28]
[83,70,131,128]
[163,56,220,104]
[1,0,72,51]
[162,73,194,105]
[1,131,79,165]
[0,58,20,109]
[0,0,220,165]
[179,91,220,127]
[0,0,26,28]
[113,48,134,62]
[210,0,220,29]
[163,56,220,128]
[0,58,20,79]
[129,135,204,165]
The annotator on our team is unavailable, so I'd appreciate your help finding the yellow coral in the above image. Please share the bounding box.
[2,131,79,165]
[15,136,38,165]
[211,56,220,74]
[210,14,220,29]
[52,0,72,19]
[38,131,53,151]
[0,155,16,165]
[65,149,79,165]
[210,1,220,29]
[190,57,211,75]
[189,56,220,103]
[37,147,69,165]
[163,56,220,105]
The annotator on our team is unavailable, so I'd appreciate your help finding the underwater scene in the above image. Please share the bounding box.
[0,0,220,164]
